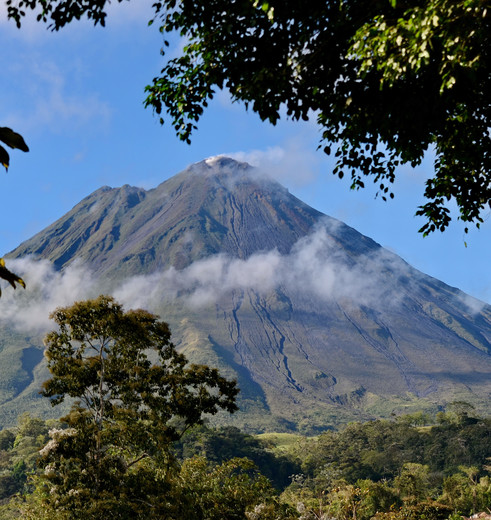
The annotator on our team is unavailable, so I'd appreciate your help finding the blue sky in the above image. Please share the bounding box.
[0,2,489,304]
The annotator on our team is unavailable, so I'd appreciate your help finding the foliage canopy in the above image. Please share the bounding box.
[0,410,490,519]
[7,0,490,234]
[36,295,238,518]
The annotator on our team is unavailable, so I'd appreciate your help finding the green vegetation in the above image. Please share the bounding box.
[256,432,305,455]
[0,413,52,503]
[174,425,300,489]
[0,296,488,518]
[7,0,490,233]
[279,410,491,519]
[0,258,25,297]
[0,409,489,519]
[25,295,238,518]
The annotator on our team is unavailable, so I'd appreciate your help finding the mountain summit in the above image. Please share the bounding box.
[5,158,491,431]
[10,157,378,279]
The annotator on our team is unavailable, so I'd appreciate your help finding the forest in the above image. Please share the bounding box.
[0,297,489,519]
[0,408,489,519]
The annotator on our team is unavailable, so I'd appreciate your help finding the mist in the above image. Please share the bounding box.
[0,223,418,335]
[0,258,97,333]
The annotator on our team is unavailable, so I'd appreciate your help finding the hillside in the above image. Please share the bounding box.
[3,157,491,432]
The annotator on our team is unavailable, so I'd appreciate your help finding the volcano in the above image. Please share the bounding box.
[4,157,491,432]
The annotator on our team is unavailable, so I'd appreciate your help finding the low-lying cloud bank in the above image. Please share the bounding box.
[0,258,98,334]
[0,224,416,335]
[4,224,483,335]
[114,225,408,311]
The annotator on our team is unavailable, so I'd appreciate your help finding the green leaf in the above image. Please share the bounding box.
[0,145,10,171]
[0,257,26,295]
[0,127,29,152]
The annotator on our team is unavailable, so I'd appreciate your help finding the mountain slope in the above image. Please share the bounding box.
[11,158,381,278]
[4,157,491,432]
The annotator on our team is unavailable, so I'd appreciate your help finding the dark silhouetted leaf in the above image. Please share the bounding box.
[0,127,29,152]
[0,257,26,296]
[0,145,9,171]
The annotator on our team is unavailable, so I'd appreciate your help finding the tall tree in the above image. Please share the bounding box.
[7,0,490,233]
[34,295,238,519]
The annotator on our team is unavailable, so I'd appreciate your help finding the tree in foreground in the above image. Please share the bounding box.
[30,295,238,519]
[178,456,298,520]
[7,0,490,234]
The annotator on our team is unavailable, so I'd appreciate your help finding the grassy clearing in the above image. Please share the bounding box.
[256,432,305,455]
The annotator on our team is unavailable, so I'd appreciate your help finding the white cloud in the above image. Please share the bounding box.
[0,224,400,335]
[3,58,111,134]
[0,259,97,333]
[114,222,410,311]
[457,292,488,315]
[227,139,321,188]
[3,221,479,336]
[112,249,283,310]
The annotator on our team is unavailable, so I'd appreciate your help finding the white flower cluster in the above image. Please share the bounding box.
[44,463,56,477]
[39,428,78,457]
[245,504,269,519]
[296,503,335,520]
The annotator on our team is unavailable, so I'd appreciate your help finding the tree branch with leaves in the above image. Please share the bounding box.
[35,295,239,518]
[0,126,29,294]
[5,0,490,233]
